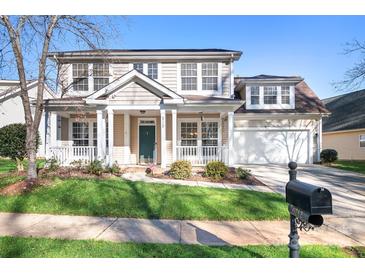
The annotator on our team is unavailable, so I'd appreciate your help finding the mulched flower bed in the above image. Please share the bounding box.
[149,167,265,186]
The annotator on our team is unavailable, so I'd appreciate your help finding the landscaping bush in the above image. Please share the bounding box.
[0,123,39,171]
[45,157,59,172]
[86,160,104,176]
[236,167,251,179]
[320,149,338,164]
[169,160,192,179]
[105,161,121,175]
[205,161,228,180]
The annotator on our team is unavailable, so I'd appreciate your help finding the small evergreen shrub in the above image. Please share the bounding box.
[205,161,228,180]
[46,157,59,172]
[320,149,338,164]
[236,167,251,179]
[169,160,192,179]
[86,160,104,175]
[70,159,85,170]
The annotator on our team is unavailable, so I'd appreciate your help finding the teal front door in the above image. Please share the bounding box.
[139,125,155,163]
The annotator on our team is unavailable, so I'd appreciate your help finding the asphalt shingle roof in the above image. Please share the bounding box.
[322,89,365,132]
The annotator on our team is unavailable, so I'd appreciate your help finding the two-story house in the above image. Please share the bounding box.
[44,49,328,167]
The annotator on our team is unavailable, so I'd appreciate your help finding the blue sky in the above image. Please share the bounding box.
[111,16,364,99]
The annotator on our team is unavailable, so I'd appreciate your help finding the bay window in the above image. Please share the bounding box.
[181,63,198,90]
[264,86,278,104]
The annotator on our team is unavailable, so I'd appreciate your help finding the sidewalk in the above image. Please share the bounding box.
[0,212,363,247]
[122,173,274,192]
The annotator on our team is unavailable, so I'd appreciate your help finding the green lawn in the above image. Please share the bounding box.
[0,236,356,258]
[0,158,16,174]
[0,176,288,221]
[331,160,365,175]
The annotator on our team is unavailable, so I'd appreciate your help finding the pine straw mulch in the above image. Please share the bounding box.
[150,167,265,186]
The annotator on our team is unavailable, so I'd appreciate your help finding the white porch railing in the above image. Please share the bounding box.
[49,146,97,166]
[176,145,228,166]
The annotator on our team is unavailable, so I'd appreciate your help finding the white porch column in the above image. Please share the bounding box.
[228,112,234,166]
[50,112,58,148]
[124,113,130,164]
[317,117,323,162]
[108,109,114,166]
[171,109,177,163]
[160,109,166,168]
[97,110,106,161]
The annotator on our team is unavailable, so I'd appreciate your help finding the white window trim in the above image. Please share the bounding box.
[246,85,295,110]
[68,118,97,147]
[129,62,161,82]
[360,134,365,148]
[177,62,223,96]
[177,118,221,147]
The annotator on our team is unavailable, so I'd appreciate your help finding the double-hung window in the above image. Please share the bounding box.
[250,86,260,105]
[281,86,290,104]
[72,122,89,146]
[93,63,109,91]
[180,122,198,146]
[202,122,218,146]
[133,63,144,73]
[72,64,89,91]
[181,63,197,90]
[147,63,158,79]
[202,63,218,91]
[360,135,365,148]
[264,86,278,104]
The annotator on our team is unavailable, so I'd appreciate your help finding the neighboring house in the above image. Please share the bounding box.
[0,80,55,157]
[44,49,328,167]
[322,89,365,160]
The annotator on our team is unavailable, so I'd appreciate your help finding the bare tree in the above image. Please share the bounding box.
[0,15,122,182]
[334,39,365,92]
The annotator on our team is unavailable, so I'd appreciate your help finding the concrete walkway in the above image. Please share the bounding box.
[122,173,273,192]
[0,212,363,247]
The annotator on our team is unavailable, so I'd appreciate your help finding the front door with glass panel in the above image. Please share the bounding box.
[139,124,155,164]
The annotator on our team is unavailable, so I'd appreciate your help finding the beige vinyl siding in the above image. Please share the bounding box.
[111,63,130,80]
[221,62,231,97]
[112,114,125,164]
[323,129,365,160]
[222,118,228,145]
[110,82,162,105]
[161,63,177,91]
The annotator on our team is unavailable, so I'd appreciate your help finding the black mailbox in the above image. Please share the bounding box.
[286,180,332,215]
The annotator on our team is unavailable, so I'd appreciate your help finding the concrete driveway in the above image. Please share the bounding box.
[244,164,365,245]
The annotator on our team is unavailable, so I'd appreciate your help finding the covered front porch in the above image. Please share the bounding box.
[46,108,231,167]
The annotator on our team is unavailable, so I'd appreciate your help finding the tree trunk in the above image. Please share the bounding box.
[26,133,38,181]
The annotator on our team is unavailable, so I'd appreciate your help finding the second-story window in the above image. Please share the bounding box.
[250,86,260,105]
[72,63,89,91]
[93,63,109,91]
[133,63,144,73]
[264,86,278,104]
[202,63,218,91]
[281,86,290,104]
[147,63,158,80]
[181,63,197,90]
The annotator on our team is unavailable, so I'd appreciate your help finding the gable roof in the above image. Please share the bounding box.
[87,69,183,104]
[322,89,365,132]
[235,80,329,114]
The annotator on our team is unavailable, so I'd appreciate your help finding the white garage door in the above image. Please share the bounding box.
[233,129,310,164]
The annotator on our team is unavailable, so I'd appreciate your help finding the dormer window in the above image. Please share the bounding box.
[281,86,290,104]
[250,86,260,105]
[263,86,277,104]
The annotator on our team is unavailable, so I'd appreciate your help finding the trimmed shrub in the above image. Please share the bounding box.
[169,160,192,179]
[236,167,251,179]
[205,161,228,180]
[86,160,104,176]
[320,149,338,164]
[0,123,39,171]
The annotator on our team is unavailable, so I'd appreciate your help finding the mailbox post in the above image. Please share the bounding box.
[286,161,333,258]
